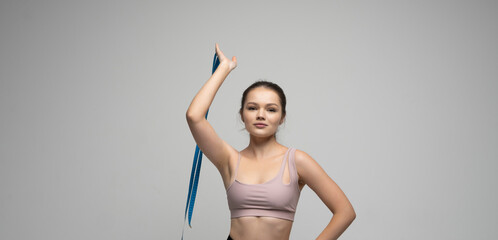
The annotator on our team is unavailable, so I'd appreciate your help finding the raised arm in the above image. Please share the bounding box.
[186,44,238,175]
[295,150,356,240]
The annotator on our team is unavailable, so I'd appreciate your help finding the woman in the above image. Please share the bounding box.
[186,44,356,240]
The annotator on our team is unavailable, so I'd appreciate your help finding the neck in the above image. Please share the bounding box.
[245,135,285,160]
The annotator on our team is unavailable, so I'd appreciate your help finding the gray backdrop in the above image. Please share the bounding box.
[1,0,497,239]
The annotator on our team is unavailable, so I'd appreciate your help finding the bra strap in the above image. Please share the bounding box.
[277,147,292,176]
[288,148,298,181]
[233,152,242,180]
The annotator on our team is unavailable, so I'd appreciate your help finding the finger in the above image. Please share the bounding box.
[232,56,237,64]
[215,43,227,59]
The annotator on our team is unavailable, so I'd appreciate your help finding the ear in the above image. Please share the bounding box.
[240,110,244,123]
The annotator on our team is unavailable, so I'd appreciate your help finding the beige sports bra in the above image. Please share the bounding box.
[226,147,301,221]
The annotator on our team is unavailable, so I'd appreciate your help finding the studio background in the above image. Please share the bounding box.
[1,0,497,239]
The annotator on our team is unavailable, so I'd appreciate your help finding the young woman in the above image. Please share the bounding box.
[186,44,356,240]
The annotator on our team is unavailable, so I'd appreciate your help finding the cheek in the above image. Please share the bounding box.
[270,114,283,124]
[240,111,248,123]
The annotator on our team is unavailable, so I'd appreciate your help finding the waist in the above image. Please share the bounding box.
[230,208,295,221]
[230,216,293,240]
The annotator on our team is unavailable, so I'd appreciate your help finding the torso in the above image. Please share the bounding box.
[222,146,305,240]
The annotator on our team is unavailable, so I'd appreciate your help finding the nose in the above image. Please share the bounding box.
[256,109,265,120]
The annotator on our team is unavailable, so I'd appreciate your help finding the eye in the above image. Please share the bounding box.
[268,108,277,112]
[247,106,256,110]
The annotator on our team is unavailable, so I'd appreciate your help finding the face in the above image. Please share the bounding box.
[241,87,285,138]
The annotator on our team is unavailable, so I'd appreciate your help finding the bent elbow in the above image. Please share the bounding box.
[347,207,356,223]
[185,110,193,122]
[186,110,202,124]
[335,205,356,223]
[350,209,356,222]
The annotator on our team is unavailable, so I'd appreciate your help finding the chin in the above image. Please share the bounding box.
[248,130,277,138]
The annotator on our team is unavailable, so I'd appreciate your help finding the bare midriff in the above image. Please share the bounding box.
[229,216,293,240]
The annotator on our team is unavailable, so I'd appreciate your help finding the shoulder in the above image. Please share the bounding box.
[293,148,316,166]
[292,148,328,183]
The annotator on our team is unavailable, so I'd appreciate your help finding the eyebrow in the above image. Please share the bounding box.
[246,102,279,107]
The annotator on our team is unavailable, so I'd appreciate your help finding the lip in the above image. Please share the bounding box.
[253,123,267,128]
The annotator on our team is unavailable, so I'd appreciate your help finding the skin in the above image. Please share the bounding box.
[186,44,356,240]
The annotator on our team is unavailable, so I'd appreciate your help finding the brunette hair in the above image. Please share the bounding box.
[239,80,287,118]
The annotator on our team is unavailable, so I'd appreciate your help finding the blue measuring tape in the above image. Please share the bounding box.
[182,52,220,239]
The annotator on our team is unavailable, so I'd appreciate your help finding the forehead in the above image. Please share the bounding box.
[245,87,280,105]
